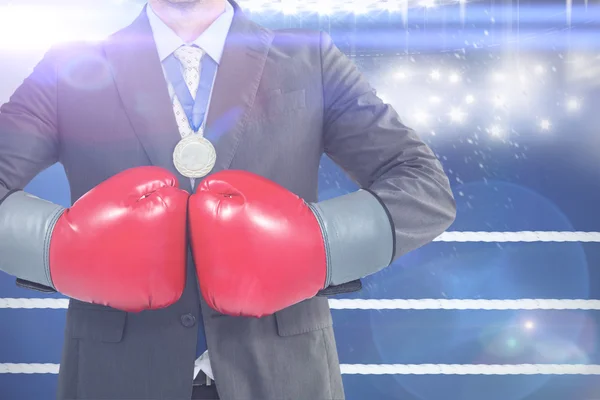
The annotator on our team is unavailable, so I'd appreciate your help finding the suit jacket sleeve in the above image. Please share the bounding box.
[0,48,62,292]
[0,47,60,201]
[318,31,456,266]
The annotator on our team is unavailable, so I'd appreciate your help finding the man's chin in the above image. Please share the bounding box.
[159,0,207,8]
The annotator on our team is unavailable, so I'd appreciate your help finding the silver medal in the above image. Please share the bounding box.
[173,134,216,178]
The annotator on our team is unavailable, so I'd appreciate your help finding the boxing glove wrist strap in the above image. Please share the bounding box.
[0,191,65,289]
[308,189,394,287]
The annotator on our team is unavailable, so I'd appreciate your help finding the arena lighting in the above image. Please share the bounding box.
[534,65,546,75]
[430,69,442,81]
[418,0,437,8]
[448,107,467,123]
[492,72,507,83]
[236,0,473,14]
[0,5,109,50]
[448,72,461,84]
[488,124,503,138]
[0,6,71,51]
[234,0,596,18]
[524,320,535,331]
[1,2,595,51]
[0,1,472,50]
[394,70,410,80]
[236,0,600,34]
[429,95,442,105]
[540,119,552,131]
[413,109,430,124]
[566,97,581,112]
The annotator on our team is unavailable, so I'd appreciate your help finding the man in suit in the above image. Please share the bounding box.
[0,0,456,399]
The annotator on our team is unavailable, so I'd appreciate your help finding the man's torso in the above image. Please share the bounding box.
[52,6,345,400]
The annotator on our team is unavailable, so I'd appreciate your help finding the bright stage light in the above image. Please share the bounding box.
[492,72,506,82]
[234,0,466,14]
[540,119,551,130]
[430,69,442,80]
[281,1,298,15]
[353,3,369,14]
[566,97,581,111]
[488,124,503,138]
[518,74,528,85]
[394,70,410,80]
[316,5,333,15]
[429,96,442,105]
[0,5,105,50]
[414,110,430,125]
[234,0,464,14]
[419,0,437,8]
[465,95,475,104]
[448,72,461,83]
[378,1,402,12]
[524,320,535,330]
[448,108,467,123]
[534,64,545,75]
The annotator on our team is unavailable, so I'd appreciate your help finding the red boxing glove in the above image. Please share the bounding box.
[189,170,327,317]
[50,167,189,312]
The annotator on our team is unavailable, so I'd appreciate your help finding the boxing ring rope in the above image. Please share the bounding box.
[433,231,600,243]
[329,299,600,310]
[2,231,599,375]
[4,298,600,310]
[3,229,598,311]
[0,298,69,309]
[3,363,600,375]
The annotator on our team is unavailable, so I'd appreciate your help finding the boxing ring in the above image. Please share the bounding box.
[1,0,600,399]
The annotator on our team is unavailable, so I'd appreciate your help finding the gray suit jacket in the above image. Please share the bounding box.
[0,2,455,399]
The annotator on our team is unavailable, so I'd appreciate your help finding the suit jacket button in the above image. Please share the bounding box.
[180,313,196,327]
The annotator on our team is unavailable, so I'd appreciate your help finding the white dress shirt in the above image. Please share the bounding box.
[147,1,234,99]
[146,1,235,383]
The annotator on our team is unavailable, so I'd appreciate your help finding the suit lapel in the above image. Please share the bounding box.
[103,7,193,193]
[103,2,273,193]
[203,1,274,177]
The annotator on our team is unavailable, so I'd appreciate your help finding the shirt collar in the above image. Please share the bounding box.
[146,1,234,64]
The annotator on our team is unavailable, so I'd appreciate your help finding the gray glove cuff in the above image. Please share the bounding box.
[0,191,65,288]
[309,189,394,287]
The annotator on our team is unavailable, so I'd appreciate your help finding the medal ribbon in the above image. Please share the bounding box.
[164,51,218,132]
